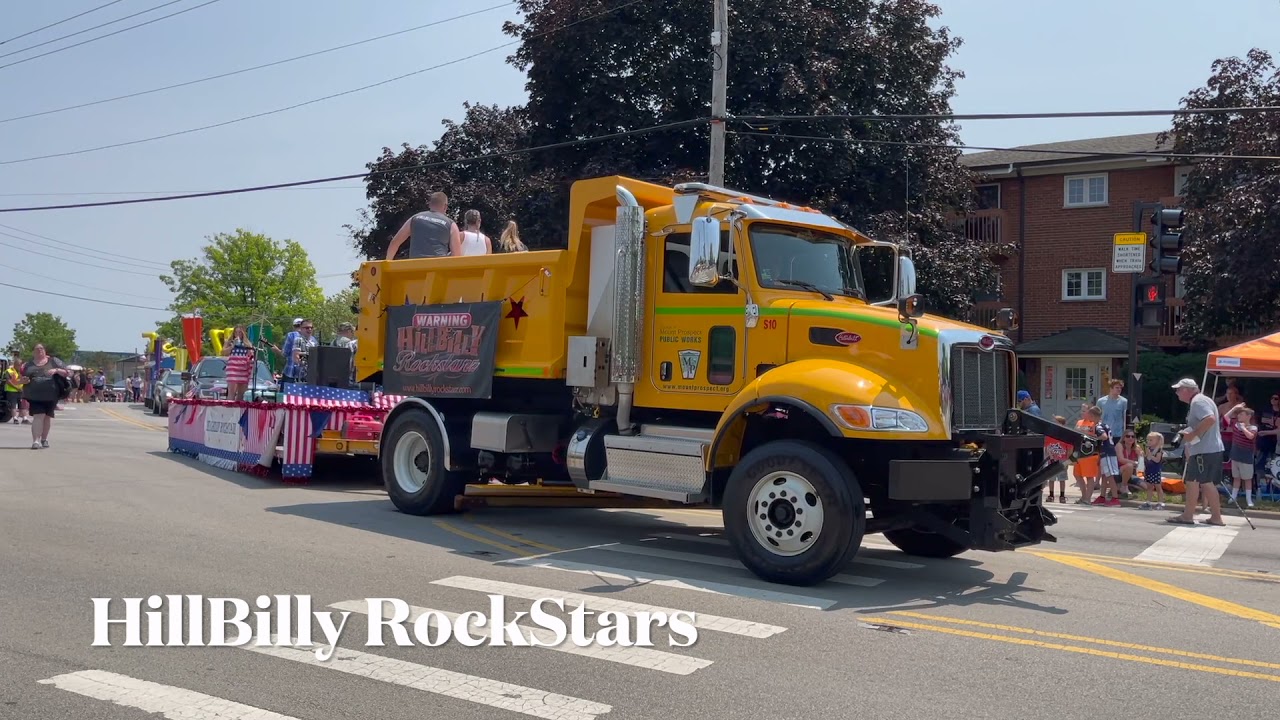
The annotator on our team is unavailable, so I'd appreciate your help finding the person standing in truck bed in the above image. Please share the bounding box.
[384,191,463,259]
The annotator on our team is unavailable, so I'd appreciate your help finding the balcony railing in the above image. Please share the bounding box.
[963,208,1003,245]
[1157,297,1268,348]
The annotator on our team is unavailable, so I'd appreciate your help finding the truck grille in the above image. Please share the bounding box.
[950,346,1012,431]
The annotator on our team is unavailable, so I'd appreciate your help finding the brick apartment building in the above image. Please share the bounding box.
[959,132,1192,419]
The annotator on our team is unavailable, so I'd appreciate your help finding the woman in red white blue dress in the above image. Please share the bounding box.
[223,325,254,401]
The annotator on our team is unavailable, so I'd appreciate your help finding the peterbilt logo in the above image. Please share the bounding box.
[834,331,861,346]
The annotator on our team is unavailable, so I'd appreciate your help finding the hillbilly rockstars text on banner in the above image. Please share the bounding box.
[383,302,502,398]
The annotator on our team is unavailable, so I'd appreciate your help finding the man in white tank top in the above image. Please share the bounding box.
[460,209,492,256]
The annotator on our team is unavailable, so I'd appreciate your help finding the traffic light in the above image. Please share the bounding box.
[1148,205,1185,274]
[1135,278,1166,328]
[1136,278,1166,307]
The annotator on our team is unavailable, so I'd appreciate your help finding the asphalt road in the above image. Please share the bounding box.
[2,404,1279,720]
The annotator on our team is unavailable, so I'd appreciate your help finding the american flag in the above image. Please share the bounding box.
[281,383,374,408]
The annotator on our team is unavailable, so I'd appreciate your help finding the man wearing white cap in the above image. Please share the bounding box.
[1168,378,1226,526]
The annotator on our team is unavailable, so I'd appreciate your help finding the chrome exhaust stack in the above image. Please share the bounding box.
[611,185,644,435]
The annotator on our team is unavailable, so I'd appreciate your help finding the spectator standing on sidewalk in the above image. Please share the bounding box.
[1044,415,1071,502]
[1089,406,1122,507]
[1224,405,1258,508]
[5,351,30,424]
[1017,390,1042,417]
[1254,394,1279,480]
[1139,432,1167,510]
[1096,379,1129,495]
[1074,408,1101,503]
[1168,378,1226,526]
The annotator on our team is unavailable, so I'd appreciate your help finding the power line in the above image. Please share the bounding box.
[728,130,1280,162]
[0,223,174,269]
[0,236,161,276]
[0,261,171,301]
[0,279,168,311]
[0,228,171,271]
[0,115,707,212]
[0,3,513,125]
[734,107,1280,123]
[0,0,223,71]
[0,0,646,166]
[0,0,128,46]
[0,187,366,197]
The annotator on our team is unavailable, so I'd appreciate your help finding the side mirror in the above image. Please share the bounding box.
[180,372,192,382]
[897,255,917,298]
[897,294,925,322]
[689,217,721,287]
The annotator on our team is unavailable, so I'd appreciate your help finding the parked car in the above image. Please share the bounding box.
[150,369,186,416]
[183,356,278,402]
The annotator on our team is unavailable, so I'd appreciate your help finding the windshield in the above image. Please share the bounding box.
[163,373,184,388]
[748,223,864,298]
[196,358,226,379]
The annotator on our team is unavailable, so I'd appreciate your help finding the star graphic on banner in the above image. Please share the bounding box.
[506,297,529,329]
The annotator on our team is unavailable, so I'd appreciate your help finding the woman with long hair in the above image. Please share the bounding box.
[1117,429,1142,496]
[499,220,527,252]
[21,343,69,449]
[458,209,492,256]
[223,325,253,401]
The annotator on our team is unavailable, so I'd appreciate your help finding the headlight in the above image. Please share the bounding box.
[164,390,173,398]
[830,404,930,433]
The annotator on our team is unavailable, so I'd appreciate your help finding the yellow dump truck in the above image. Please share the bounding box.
[354,176,1095,586]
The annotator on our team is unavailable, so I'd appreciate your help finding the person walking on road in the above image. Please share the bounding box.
[21,344,69,449]
[1168,378,1226,526]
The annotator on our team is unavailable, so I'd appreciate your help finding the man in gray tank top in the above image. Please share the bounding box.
[384,191,462,259]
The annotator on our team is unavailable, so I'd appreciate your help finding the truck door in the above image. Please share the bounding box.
[641,226,747,411]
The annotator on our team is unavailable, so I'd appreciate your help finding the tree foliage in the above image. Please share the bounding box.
[311,287,360,342]
[1164,48,1280,345]
[351,0,996,314]
[7,312,78,360]
[158,229,325,353]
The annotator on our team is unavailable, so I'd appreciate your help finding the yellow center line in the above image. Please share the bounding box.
[1030,549,1280,583]
[861,615,1280,683]
[99,407,165,432]
[1035,552,1280,629]
[432,520,534,558]
[460,514,563,553]
[885,611,1280,671]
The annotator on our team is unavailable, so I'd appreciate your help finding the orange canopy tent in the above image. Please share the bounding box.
[1204,330,1280,379]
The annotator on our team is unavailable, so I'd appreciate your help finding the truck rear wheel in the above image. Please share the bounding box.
[381,408,465,515]
[882,527,967,559]
[722,440,863,586]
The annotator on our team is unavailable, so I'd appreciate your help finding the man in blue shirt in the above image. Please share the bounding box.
[1017,390,1043,417]
[1097,379,1128,432]
[277,318,317,384]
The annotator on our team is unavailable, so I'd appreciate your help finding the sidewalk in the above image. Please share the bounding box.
[1044,467,1280,520]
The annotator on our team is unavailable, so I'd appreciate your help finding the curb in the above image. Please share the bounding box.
[1111,498,1280,520]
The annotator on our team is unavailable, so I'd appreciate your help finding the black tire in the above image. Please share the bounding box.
[722,439,864,586]
[381,408,466,516]
[883,527,968,559]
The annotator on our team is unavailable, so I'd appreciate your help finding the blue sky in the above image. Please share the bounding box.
[0,0,1276,352]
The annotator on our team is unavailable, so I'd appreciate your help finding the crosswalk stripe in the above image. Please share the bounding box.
[505,557,835,609]
[330,599,713,675]
[608,543,884,587]
[652,534,925,569]
[39,670,299,719]
[432,576,787,638]
[245,641,611,720]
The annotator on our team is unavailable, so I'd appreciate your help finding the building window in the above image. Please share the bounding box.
[1064,173,1108,207]
[975,183,1000,210]
[1064,367,1088,401]
[1062,268,1106,301]
[1175,165,1193,196]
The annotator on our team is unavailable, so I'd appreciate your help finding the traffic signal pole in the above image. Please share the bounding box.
[1128,201,1162,422]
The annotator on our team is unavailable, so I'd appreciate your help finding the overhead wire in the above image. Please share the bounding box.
[0,0,224,71]
[727,129,1280,162]
[0,280,168,311]
[0,3,514,125]
[0,261,171,301]
[0,187,366,196]
[0,228,171,271]
[734,107,1280,122]
[0,0,647,166]
[0,115,708,212]
[0,0,128,46]
[0,235,163,276]
[0,223,174,269]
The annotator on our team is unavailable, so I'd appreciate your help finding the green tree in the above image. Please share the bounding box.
[353,0,997,314]
[7,312,78,359]
[1163,48,1280,345]
[310,287,359,342]
[158,229,325,354]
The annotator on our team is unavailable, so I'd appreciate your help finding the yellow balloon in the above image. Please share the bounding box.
[209,329,226,356]
[142,331,158,341]
[162,342,178,355]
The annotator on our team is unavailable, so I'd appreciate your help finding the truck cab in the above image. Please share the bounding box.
[357,176,1094,586]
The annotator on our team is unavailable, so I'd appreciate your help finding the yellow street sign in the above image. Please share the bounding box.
[1114,232,1147,245]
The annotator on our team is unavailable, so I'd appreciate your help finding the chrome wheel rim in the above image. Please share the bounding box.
[393,430,430,494]
[746,471,824,556]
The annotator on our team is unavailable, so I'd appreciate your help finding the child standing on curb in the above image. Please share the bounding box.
[1044,415,1071,502]
[1075,408,1101,504]
[1226,405,1258,507]
[1139,432,1167,510]
[1090,406,1122,507]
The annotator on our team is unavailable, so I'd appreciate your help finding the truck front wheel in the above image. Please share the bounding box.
[722,440,863,586]
[381,409,465,515]
[882,527,968,559]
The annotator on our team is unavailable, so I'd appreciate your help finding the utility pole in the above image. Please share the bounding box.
[708,0,729,185]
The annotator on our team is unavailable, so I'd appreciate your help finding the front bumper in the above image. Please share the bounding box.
[884,409,1098,552]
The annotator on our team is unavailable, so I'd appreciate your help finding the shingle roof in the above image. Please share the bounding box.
[960,132,1171,170]
[1015,327,1152,356]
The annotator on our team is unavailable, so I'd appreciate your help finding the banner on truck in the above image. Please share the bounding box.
[382,302,501,399]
